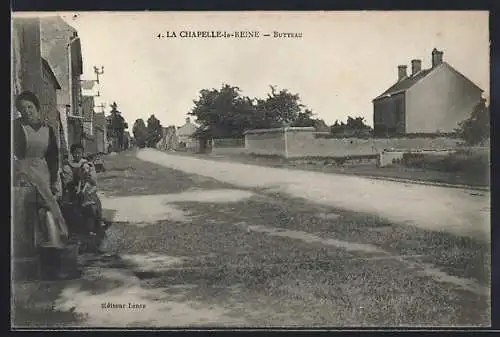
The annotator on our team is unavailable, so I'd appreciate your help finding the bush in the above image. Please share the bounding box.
[401,153,426,168]
[442,151,489,173]
[455,99,490,146]
[402,150,489,173]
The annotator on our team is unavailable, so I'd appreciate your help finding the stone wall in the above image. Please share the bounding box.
[244,127,463,159]
[244,128,287,156]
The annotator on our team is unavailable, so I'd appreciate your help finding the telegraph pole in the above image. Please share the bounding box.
[93,66,104,97]
[89,66,105,153]
[95,103,106,114]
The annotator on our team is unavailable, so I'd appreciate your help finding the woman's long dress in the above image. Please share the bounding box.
[14,120,69,248]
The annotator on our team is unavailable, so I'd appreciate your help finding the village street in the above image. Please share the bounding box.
[12,149,490,328]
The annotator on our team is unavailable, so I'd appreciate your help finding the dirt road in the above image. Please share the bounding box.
[12,151,490,328]
[137,149,490,242]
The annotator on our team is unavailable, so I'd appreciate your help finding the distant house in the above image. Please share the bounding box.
[81,95,97,154]
[372,48,484,136]
[93,112,107,153]
[190,125,245,153]
[190,125,224,153]
[157,126,178,151]
[81,96,94,135]
[176,117,198,150]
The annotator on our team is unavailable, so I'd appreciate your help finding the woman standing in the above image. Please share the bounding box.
[13,91,69,248]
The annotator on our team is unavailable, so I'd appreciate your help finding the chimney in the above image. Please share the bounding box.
[185,117,191,124]
[411,59,422,76]
[398,65,408,81]
[432,48,443,68]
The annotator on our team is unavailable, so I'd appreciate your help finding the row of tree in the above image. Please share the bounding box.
[189,84,329,138]
[132,114,164,148]
[103,102,164,150]
[188,83,375,139]
[107,85,489,151]
[188,83,489,145]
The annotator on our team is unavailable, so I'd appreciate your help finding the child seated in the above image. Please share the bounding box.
[61,144,104,235]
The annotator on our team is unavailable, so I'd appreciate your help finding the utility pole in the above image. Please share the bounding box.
[92,66,104,97]
[95,102,106,114]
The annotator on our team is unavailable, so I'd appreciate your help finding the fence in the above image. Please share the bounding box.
[243,127,463,159]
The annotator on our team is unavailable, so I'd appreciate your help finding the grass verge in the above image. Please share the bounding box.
[186,151,489,189]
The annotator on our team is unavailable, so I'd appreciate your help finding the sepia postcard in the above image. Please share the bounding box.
[11,11,491,329]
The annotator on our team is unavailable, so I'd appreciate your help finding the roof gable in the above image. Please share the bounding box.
[177,122,198,136]
[373,66,437,101]
[440,62,484,93]
[373,62,484,102]
[41,58,61,89]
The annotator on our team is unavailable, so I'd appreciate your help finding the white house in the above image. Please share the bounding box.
[176,117,198,150]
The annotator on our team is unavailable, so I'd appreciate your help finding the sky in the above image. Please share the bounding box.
[15,11,490,128]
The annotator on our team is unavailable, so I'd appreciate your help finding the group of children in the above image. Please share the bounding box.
[61,143,104,237]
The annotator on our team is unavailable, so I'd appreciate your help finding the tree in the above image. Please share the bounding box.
[346,116,369,129]
[291,109,316,127]
[146,114,163,148]
[330,116,372,136]
[255,85,305,127]
[455,98,490,145]
[313,118,330,132]
[189,83,319,136]
[132,118,148,148]
[106,102,128,151]
[189,84,256,138]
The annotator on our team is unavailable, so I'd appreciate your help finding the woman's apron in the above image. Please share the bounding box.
[16,124,69,248]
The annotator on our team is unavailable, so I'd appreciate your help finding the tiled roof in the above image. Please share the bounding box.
[373,67,435,101]
[373,62,484,102]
